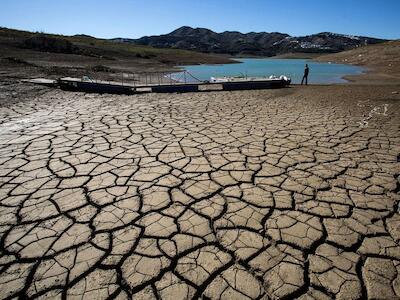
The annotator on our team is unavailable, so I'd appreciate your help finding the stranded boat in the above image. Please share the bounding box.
[209,75,291,90]
[210,75,290,83]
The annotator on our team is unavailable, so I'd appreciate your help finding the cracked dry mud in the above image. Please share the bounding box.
[0,84,399,299]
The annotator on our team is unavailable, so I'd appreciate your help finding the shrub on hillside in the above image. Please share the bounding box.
[21,34,80,54]
[2,56,31,65]
[89,65,111,72]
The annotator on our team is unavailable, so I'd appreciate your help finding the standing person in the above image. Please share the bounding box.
[301,64,309,85]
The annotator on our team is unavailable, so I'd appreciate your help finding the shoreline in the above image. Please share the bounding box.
[173,57,368,86]
[1,39,399,89]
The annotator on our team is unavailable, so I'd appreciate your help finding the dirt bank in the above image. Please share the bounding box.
[315,40,400,84]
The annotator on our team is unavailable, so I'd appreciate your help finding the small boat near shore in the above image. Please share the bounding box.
[209,75,291,90]
[210,75,290,83]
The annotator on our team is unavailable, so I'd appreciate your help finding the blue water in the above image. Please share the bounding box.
[175,58,363,84]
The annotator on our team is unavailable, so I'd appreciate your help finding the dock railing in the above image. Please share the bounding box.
[82,70,204,88]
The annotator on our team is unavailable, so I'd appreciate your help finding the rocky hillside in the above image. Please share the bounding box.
[118,26,387,56]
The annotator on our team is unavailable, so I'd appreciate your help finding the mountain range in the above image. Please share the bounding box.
[112,26,386,57]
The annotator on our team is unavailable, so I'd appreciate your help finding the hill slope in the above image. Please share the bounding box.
[316,40,400,83]
[125,26,386,56]
[0,27,234,74]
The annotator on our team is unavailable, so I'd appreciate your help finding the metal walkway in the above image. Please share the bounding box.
[25,71,290,94]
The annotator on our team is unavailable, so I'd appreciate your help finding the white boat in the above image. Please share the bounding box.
[210,75,291,84]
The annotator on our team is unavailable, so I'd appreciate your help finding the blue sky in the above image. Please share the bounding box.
[1,0,399,39]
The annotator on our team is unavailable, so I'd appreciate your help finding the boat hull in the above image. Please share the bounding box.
[221,79,290,91]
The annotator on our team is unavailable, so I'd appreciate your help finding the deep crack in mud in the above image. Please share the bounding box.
[0,84,399,299]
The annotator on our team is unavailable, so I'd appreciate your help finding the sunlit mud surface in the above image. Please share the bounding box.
[0,83,399,299]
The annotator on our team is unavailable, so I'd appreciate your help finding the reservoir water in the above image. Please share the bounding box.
[176,58,363,84]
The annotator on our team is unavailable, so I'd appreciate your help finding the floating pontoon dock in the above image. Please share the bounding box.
[25,71,290,94]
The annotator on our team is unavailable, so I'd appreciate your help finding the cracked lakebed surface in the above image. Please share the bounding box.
[0,84,399,299]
